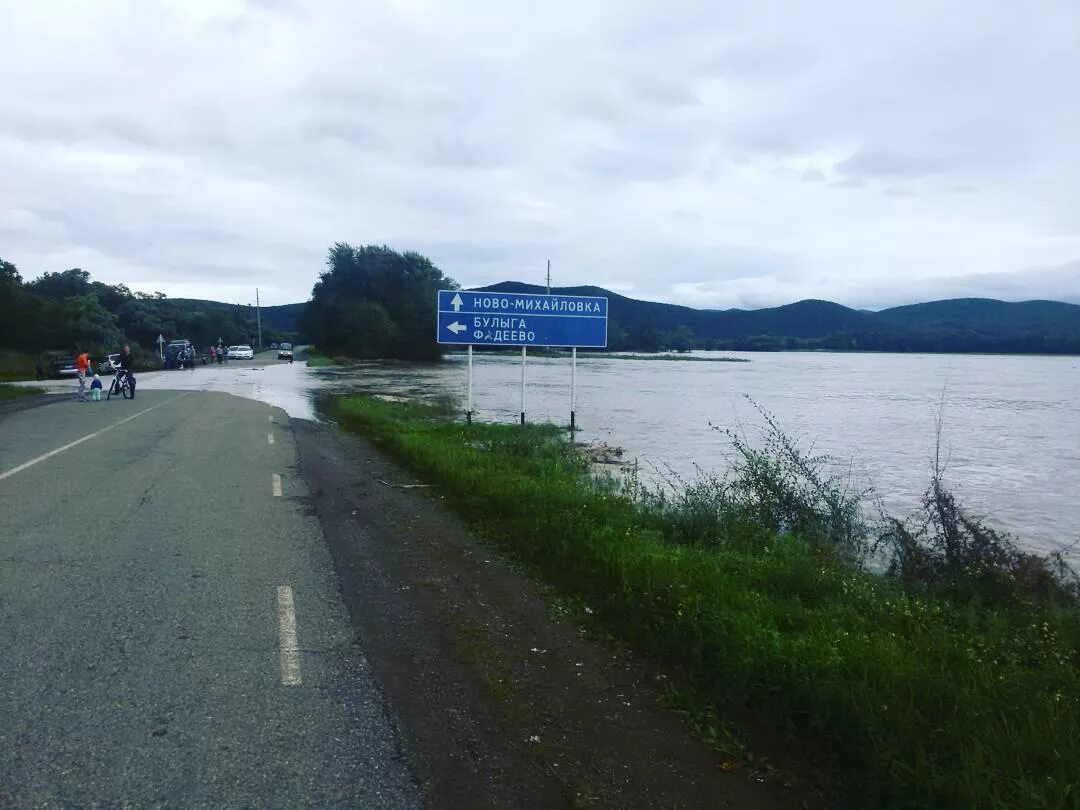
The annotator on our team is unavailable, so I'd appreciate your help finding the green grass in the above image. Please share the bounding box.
[331,395,1080,809]
[0,349,38,382]
[0,383,45,400]
[306,351,364,367]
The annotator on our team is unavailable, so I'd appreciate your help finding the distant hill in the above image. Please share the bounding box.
[473,282,1080,354]
[166,300,303,336]
[260,303,306,334]
[230,284,1080,355]
[876,298,1080,334]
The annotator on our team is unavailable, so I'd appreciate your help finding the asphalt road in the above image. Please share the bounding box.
[0,389,420,807]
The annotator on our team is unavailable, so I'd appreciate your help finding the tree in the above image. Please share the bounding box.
[665,325,695,353]
[63,294,124,350]
[0,258,21,286]
[27,268,92,300]
[303,243,458,360]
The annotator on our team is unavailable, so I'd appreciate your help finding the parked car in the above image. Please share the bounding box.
[270,343,279,350]
[277,342,293,360]
[49,356,78,379]
[227,344,254,360]
[98,353,121,375]
[164,339,197,369]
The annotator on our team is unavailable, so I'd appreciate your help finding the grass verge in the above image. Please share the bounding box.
[331,395,1079,809]
[0,384,45,400]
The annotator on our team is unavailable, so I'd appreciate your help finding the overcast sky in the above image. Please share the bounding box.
[2,1,1078,310]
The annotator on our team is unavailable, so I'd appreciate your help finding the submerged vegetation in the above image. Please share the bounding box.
[331,394,1079,808]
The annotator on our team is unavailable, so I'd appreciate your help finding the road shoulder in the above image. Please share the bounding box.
[293,419,803,810]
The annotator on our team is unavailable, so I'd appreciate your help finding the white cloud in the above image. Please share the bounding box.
[1,0,1078,308]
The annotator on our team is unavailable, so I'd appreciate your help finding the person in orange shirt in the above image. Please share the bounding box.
[75,351,91,402]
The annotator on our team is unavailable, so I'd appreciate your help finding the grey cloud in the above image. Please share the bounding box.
[577,144,692,183]
[425,135,507,170]
[836,151,959,180]
[630,76,700,108]
[828,178,865,189]
[699,42,818,81]
[1,1,1078,308]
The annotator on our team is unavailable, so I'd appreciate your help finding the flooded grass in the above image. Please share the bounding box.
[332,394,1080,809]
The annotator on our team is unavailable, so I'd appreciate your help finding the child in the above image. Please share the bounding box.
[90,373,103,401]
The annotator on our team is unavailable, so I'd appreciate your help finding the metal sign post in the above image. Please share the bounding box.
[436,289,607,426]
[466,345,474,425]
[157,333,165,361]
[570,347,577,430]
[520,346,527,425]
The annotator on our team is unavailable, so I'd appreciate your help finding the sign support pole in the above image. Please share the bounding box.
[520,346,527,425]
[466,345,474,425]
[570,347,577,431]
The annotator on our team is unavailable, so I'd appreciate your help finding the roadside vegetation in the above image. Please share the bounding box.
[0,383,44,400]
[305,352,338,368]
[331,394,1079,809]
[301,243,457,360]
[0,258,292,368]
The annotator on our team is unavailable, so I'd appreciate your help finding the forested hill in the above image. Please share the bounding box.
[475,282,1080,353]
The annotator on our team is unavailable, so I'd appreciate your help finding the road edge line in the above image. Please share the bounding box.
[0,394,190,483]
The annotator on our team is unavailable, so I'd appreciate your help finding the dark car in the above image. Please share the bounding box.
[49,356,78,379]
[164,339,196,369]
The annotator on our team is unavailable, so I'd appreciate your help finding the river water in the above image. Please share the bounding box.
[136,351,1080,560]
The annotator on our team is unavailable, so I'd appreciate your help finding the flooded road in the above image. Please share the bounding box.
[138,356,327,419]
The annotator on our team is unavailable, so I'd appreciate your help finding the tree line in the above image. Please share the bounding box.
[0,258,288,367]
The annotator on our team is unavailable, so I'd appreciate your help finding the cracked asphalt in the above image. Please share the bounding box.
[0,389,420,807]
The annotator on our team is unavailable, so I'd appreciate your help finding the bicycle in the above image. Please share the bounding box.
[107,370,133,400]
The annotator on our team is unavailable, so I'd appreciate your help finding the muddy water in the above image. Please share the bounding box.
[135,351,1079,560]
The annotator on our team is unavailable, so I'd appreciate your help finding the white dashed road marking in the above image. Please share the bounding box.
[276,586,302,686]
[267,433,274,446]
[272,473,282,497]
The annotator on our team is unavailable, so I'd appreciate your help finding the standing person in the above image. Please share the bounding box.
[209,345,216,364]
[90,373,103,401]
[117,345,136,400]
[75,350,92,403]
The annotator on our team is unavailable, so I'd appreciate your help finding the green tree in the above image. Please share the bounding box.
[665,325,695,352]
[0,258,21,285]
[63,294,124,350]
[27,268,92,299]
[303,243,458,360]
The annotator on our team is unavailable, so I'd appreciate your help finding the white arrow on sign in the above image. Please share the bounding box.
[446,321,467,335]
[450,293,463,312]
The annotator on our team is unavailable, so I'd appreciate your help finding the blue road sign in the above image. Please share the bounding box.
[437,290,608,348]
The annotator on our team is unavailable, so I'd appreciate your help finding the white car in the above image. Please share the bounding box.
[98,353,121,374]
[227,344,254,360]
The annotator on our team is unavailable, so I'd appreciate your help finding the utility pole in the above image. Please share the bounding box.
[546,259,551,295]
[256,287,262,350]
